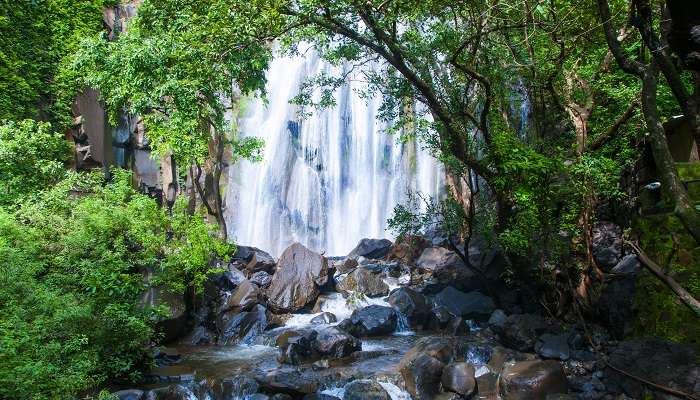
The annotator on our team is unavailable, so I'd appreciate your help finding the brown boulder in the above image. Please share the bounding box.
[499,360,567,400]
[267,243,329,313]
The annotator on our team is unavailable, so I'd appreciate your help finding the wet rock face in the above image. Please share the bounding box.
[535,333,571,361]
[336,267,389,298]
[387,287,430,326]
[332,257,359,275]
[112,389,144,400]
[441,362,476,397]
[218,304,268,345]
[434,286,496,321]
[222,279,260,312]
[499,360,568,400]
[416,247,474,286]
[347,238,393,260]
[256,370,319,396]
[313,326,362,359]
[604,337,700,399]
[399,337,455,400]
[343,380,391,400]
[145,384,197,400]
[267,242,329,313]
[598,256,639,339]
[339,305,397,337]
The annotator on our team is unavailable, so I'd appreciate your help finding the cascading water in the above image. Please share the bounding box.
[225,49,443,256]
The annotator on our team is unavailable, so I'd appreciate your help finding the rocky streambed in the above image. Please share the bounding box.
[111,238,700,400]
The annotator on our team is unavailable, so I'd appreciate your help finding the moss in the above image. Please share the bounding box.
[633,214,700,351]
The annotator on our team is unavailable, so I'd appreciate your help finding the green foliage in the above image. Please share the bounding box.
[634,215,700,349]
[0,120,71,207]
[0,170,231,399]
[73,0,273,165]
[388,190,466,241]
[0,0,108,126]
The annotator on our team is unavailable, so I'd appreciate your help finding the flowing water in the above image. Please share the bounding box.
[225,48,444,257]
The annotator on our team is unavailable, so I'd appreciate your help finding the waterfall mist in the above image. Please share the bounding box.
[225,50,443,257]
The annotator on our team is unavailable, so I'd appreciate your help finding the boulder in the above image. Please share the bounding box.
[347,238,393,260]
[386,235,429,265]
[434,286,495,321]
[250,271,273,288]
[610,255,639,275]
[310,312,338,325]
[233,246,276,273]
[597,272,637,339]
[340,305,397,337]
[592,222,622,271]
[223,279,260,311]
[416,247,478,288]
[441,363,476,397]
[112,389,144,400]
[425,305,453,330]
[491,314,552,352]
[313,326,362,359]
[218,304,268,345]
[182,325,214,345]
[535,334,570,361]
[343,380,391,400]
[499,360,567,400]
[304,395,340,400]
[399,337,454,400]
[256,370,319,396]
[267,243,329,313]
[271,395,294,400]
[336,267,389,298]
[277,329,318,365]
[387,287,430,326]
[332,258,359,275]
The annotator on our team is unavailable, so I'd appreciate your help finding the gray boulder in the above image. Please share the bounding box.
[498,360,567,400]
[399,337,454,400]
[218,304,268,345]
[441,363,476,397]
[387,287,430,326]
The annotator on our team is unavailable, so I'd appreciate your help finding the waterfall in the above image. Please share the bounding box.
[225,49,443,256]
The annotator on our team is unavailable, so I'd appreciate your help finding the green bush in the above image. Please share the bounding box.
[0,170,232,399]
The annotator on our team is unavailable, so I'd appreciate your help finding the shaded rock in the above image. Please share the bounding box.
[257,370,319,396]
[597,272,637,339]
[182,325,214,346]
[499,360,567,400]
[488,309,507,328]
[347,238,393,260]
[434,286,495,321]
[491,314,552,352]
[416,247,475,286]
[337,267,389,298]
[610,255,639,275]
[387,287,430,326]
[233,246,276,274]
[604,337,699,399]
[442,362,476,397]
[386,235,429,265]
[340,305,397,337]
[446,317,470,336]
[465,342,493,365]
[313,326,361,359]
[248,395,270,400]
[250,271,273,288]
[399,337,454,400]
[535,334,571,361]
[267,243,329,313]
[219,304,268,345]
[343,380,390,400]
[311,312,338,325]
[113,389,144,400]
[592,222,622,271]
[475,372,499,400]
[277,329,318,365]
[271,395,294,400]
[425,305,453,330]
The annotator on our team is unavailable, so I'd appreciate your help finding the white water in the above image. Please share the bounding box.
[225,48,443,256]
